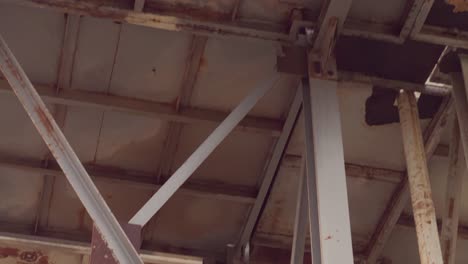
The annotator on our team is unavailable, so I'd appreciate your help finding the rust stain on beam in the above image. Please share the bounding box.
[397,91,443,264]
[19,0,289,43]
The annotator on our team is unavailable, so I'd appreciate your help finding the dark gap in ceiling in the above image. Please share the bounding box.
[426,0,468,31]
[336,36,444,83]
[365,87,444,126]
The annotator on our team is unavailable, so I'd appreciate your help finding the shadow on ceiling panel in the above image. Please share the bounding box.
[148,192,249,254]
[336,36,444,83]
[348,0,408,26]
[0,167,44,226]
[426,0,468,31]
[0,244,82,264]
[46,176,153,234]
[61,106,104,164]
[0,3,64,85]
[191,37,297,120]
[71,17,121,93]
[255,154,396,254]
[172,124,274,187]
[109,24,192,104]
[94,111,169,174]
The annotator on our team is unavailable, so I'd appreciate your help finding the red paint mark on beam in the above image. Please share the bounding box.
[0,247,19,258]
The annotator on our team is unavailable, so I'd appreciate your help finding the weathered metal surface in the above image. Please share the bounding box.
[0,232,203,264]
[90,223,142,264]
[0,33,143,264]
[300,78,321,263]
[0,79,284,137]
[289,157,307,264]
[365,93,452,264]
[397,91,443,264]
[306,77,354,263]
[0,244,82,264]
[440,118,464,264]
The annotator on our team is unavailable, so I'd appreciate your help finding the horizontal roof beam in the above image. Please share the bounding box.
[0,154,257,204]
[13,0,468,49]
[0,231,203,264]
[0,79,283,137]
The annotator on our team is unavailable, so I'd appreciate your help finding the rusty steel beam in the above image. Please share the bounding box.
[0,79,282,137]
[9,0,468,49]
[0,231,203,264]
[440,118,464,264]
[364,94,452,264]
[0,155,257,204]
[397,91,443,264]
[0,33,143,264]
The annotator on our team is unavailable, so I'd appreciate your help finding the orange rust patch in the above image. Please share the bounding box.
[446,0,468,12]
[37,255,50,264]
[199,56,207,68]
[0,247,19,258]
[35,107,54,135]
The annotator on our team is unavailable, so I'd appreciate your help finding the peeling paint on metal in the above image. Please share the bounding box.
[0,247,52,264]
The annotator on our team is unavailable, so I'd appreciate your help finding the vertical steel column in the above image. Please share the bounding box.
[130,75,279,226]
[0,34,143,264]
[397,91,443,264]
[440,117,464,264]
[301,78,321,264]
[290,157,308,264]
[307,77,354,263]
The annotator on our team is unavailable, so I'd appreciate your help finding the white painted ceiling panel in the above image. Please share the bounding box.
[109,24,192,103]
[190,37,296,119]
[71,17,121,93]
[0,168,43,226]
[0,4,63,85]
[0,94,48,159]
